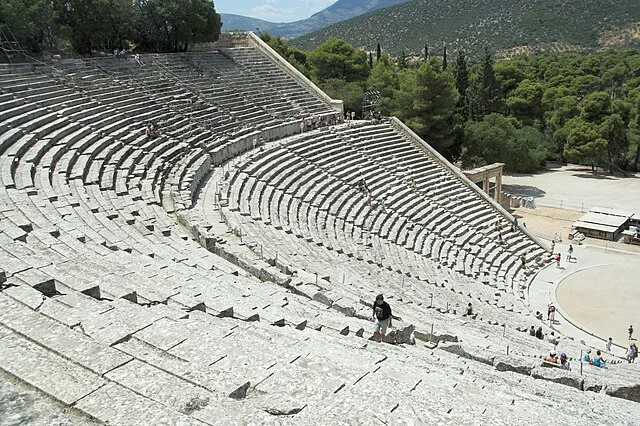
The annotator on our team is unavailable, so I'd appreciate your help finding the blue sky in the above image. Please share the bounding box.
[214,0,336,22]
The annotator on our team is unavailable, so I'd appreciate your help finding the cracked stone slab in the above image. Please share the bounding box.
[75,382,207,426]
[0,295,132,375]
[0,333,106,405]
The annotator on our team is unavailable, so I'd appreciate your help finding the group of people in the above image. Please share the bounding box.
[299,114,341,133]
[552,243,575,268]
[582,349,608,368]
[544,351,571,370]
[496,218,524,245]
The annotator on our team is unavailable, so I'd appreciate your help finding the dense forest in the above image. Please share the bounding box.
[262,34,640,174]
[0,0,221,54]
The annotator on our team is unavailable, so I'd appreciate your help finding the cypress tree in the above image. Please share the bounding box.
[454,50,469,110]
[442,43,447,71]
[398,49,407,68]
[376,42,381,62]
[480,47,499,115]
[369,51,373,68]
[424,43,428,62]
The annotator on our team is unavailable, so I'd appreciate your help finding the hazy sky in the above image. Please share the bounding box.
[214,0,336,22]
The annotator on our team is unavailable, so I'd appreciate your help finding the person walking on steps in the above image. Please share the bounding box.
[372,294,392,343]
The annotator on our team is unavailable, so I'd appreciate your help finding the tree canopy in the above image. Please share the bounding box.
[0,0,221,53]
[265,36,640,173]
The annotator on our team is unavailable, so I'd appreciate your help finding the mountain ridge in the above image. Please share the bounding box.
[220,0,411,37]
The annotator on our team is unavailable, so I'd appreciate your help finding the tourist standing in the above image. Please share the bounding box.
[372,294,392,342]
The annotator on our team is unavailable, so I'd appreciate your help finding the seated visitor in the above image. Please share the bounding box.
[560,353,571,370]
[547,331,559,346]
[529,326,536,336]
[535,311,543,321]
[536,326,544,340]
[464,302,473,316]
[593,350,608,369]
[544,351,560,365]
[582,349,592,364]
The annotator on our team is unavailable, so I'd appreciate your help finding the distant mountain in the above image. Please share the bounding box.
[220,0,411,37]
[292,0,640,56]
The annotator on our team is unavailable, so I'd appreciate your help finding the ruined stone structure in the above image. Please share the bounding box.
[1,33,639,424]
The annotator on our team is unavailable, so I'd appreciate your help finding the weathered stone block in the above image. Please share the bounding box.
[530,366,583,390]
[605,383,640,403]
[493,355,534,375]
[439,342,494,365]
[386,324,415,345]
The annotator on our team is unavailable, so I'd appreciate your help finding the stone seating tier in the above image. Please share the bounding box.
[1,46,636,423]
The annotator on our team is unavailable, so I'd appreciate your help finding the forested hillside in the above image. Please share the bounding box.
[262,34,640,173]
[293,0,640,56]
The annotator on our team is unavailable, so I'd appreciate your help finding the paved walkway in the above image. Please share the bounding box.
[503,164,640,214]
[528,240,640,358]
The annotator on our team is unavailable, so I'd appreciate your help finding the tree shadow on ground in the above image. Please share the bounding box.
[502,184,546,198]
[571,173,617,180]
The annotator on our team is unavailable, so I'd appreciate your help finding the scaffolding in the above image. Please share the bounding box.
[361,90,380,119]
[0,24,28,63]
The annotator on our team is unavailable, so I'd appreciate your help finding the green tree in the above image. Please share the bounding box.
[367,53,399,114]
[0,0,60,52]
[494,58,528,99]
[376,42,381,62]
[308,38,369,82]
[546,96,581,159]
[398,49,407,69]
[454,51,469,112]
[581,91,611,123]
[55,0,134,53]
[572,74,602,97]
[320,79,364,117]
[599,113,628,168]
[260,32,309,76]
[442,43,447,71]
[134,0,221,52]
[469,48,500,119]
[628,91,640,170]
[506,79,543,125]
[392,60,458,155]
[461,113,546,173]
[452,50,470,158]
[563,121,608,173]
